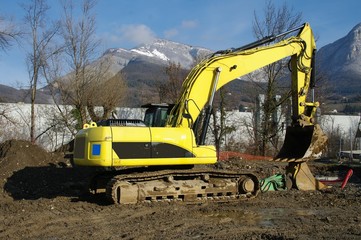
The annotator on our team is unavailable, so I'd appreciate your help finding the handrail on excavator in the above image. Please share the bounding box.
[214,23,307,55]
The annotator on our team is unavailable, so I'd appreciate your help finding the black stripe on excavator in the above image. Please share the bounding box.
[112,142,195,159]
[74,136,85,158]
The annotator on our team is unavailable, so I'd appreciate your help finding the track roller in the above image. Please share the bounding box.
[104,169,260,205]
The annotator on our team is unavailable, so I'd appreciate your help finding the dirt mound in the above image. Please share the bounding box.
[0,139,49,162]
[0,139,92,200]
[0,140,64,186]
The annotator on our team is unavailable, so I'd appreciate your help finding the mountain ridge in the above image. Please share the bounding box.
[102,38,212,76]
[1,22,361,109]
[317,22,361,94]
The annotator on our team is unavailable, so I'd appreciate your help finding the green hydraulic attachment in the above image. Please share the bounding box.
[260,173,292,192]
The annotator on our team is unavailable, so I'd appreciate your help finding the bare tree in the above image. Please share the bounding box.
[158,61,186,103]
[59,0,99,126]
[86,71,127,122]
[23,0,59,143]
[252,0,303,156]
[40,45,80,138]
[0,16,21,52]
[0,14,21,125]
[210,87,236,156]
[57,0,127,127]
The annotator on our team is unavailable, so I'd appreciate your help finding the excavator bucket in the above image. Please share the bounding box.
[275,124,327,161]
[275,124,328,190]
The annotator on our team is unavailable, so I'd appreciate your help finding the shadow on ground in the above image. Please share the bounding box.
[4,165,109,205]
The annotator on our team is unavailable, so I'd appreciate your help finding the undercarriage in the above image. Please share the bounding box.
[87,167,260,204]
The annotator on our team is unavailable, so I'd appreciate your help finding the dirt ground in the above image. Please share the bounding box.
[1,140,361,240]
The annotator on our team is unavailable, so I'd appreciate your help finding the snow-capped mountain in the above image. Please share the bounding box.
[3,23,361,106]
[102,39,212,75]
[317,23,361,93]
[66,22,361,106]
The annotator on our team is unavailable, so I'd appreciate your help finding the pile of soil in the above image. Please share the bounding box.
[0,140,58,185]
[0,140,90,201]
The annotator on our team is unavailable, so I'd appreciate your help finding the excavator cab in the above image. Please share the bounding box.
[142,104,174,127]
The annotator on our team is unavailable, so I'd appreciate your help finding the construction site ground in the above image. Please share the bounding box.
[1,140,361,239]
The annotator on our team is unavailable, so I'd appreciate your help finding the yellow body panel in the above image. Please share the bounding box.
[73,125,217,167]
[73,126,113,166]
[117,156,216,167]
[111,127,151,142]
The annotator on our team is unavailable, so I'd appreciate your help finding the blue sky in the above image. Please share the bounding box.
[0,0,361,88]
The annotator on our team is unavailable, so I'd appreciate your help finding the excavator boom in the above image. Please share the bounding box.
[168,23,316,129]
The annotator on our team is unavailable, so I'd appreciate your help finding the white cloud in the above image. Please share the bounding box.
[103,24,157,48]
[119,24,156,45]
[164,28,179,38]
[181,20,198,29]
[163,19,198,40]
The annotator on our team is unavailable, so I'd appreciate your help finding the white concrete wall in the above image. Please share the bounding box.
[0,102,359,152]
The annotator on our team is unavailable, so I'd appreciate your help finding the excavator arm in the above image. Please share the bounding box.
[168,23,316,129]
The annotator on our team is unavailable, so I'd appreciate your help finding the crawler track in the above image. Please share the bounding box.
[89,168,260,205]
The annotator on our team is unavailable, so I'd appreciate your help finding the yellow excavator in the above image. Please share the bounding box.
[72,23,328,204]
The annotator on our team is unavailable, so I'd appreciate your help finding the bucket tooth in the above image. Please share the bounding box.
[287,162,328,190]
